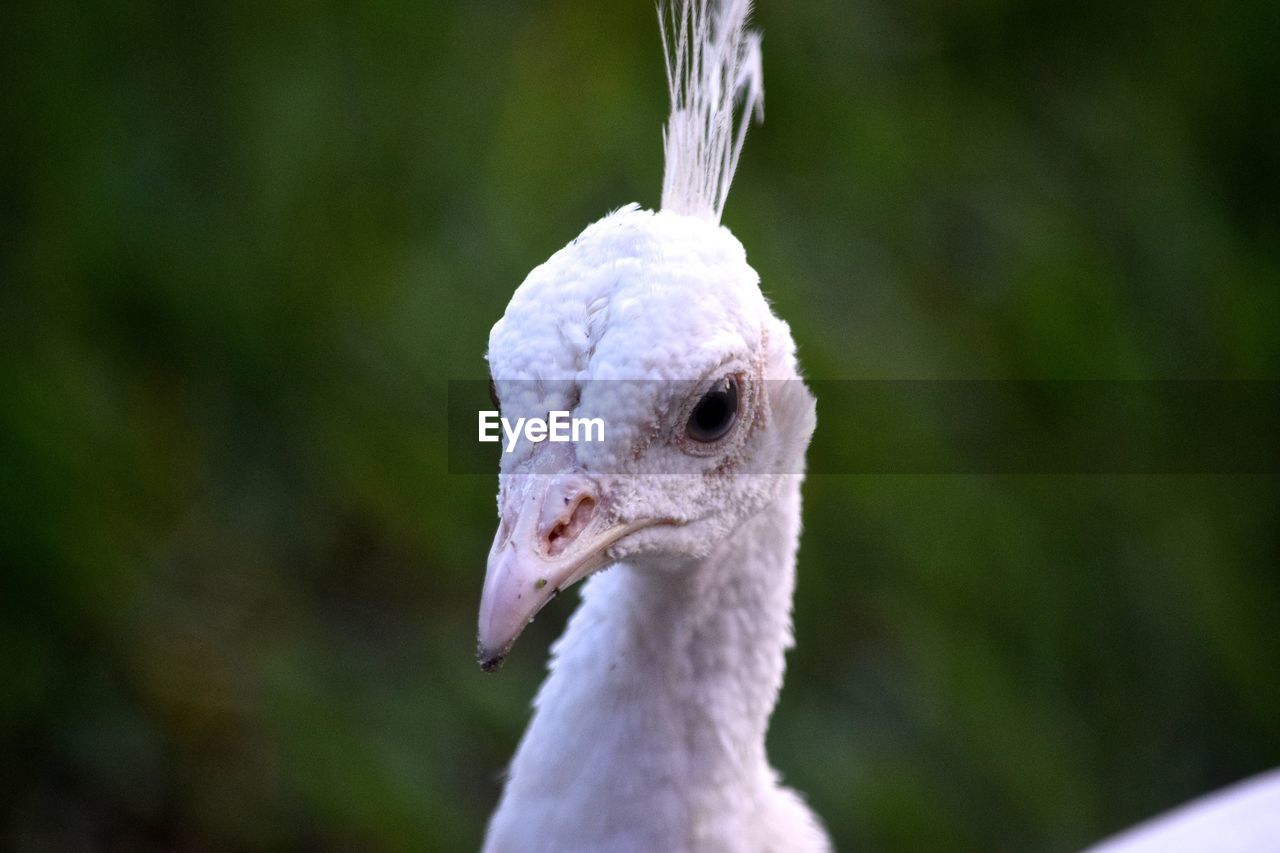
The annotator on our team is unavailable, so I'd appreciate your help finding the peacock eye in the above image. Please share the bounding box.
[488,376,501,413]
[686,376,739,443]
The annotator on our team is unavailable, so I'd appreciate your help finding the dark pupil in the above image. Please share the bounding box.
[687,377,738,442]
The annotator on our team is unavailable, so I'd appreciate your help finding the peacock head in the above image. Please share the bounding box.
[477,206,815,670]
[476,0,803,670]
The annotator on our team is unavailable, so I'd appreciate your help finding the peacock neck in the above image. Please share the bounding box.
[484,476,806,852]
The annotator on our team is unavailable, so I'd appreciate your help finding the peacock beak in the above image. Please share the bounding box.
[477,462,617,672]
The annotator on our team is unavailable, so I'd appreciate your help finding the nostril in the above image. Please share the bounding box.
[544,495,597,557]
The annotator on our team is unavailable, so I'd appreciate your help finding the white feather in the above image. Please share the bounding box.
[660,0,764,222]
[1086,769,1280,853]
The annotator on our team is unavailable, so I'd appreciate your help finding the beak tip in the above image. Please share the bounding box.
[476,639,508,673]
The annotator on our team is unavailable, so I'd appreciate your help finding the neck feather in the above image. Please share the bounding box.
[483,477,814,852]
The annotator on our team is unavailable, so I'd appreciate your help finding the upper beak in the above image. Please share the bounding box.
[477,454,629,671]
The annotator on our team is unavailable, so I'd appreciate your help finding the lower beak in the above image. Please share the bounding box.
[477,467,628,671]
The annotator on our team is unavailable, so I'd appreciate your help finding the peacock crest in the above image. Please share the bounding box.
[659,0,764,223]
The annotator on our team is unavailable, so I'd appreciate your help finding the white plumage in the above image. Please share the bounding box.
[477,1,826,849]
[480,205,824,851]
[475,2,1280,850]
[1087,769,1280,853]
[660,0,763,221]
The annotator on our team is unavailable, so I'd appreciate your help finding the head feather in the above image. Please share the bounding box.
[659,0,764,223]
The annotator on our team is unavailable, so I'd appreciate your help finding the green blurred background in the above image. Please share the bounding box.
[3,0,1278,850]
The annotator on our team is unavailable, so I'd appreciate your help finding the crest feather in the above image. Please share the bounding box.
[659,0,764,223]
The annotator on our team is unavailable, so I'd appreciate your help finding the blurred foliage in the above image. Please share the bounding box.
[2,0,1278,850]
